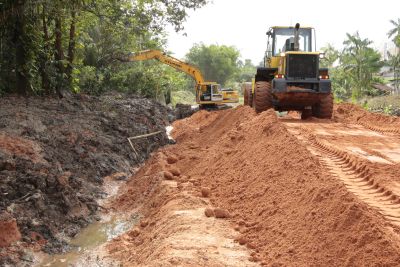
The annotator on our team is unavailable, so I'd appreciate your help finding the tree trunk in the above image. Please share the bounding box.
[14,0,30,95]
[66,8,76,85]
[41,4,50,94]
[54,15,65,96]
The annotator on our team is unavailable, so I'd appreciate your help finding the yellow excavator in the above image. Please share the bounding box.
[121,50,239,107]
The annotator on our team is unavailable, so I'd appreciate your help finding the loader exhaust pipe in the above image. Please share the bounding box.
[294,23,300,51]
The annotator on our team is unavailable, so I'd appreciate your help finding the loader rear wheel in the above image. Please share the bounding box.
[244,87,253,107]
[301,109,312,120]
[312,93,333,119]
[254,81,273,113]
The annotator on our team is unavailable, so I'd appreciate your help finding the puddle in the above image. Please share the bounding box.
[40,213,139,267]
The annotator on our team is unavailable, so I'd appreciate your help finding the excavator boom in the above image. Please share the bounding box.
[126,50,205,85]
[122,49,238,106]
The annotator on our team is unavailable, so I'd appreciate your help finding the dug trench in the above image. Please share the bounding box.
[101,105,400,266]
[3,99,400,266]
[0,92,187,265]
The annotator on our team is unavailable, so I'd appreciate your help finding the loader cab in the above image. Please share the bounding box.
[265,27,316,59]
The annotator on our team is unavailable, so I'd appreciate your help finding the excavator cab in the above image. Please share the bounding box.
[197,83,223,103]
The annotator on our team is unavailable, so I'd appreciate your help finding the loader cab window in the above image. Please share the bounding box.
[272,28,312,55]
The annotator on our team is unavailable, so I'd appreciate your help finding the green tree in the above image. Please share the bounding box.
[341,32,383,99]
[387,18,400,93]
[185,43,240,86]
[0,0,209,96]
[320,44,339,68]
[388,18,400,47]
[237,59,256,82]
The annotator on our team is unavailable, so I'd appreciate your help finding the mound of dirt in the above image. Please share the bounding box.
[334,103,400,134]
[110,106,400,266]
[0,92,170,264]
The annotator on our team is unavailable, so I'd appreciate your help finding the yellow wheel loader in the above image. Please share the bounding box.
[121,50,239,108]
[245,24,333,119]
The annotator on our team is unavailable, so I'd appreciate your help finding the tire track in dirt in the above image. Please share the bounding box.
[287,125,400,227]
[356,121,400,137]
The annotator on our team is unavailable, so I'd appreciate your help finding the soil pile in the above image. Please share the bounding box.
[110,106,400,266]
[334,103,400,134]
[0,92,170,264]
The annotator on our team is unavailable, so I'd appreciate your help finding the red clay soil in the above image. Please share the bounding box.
[109,106,400,266]
[334,103,400,134]
[0,134,44,163]
[0,212,21,248]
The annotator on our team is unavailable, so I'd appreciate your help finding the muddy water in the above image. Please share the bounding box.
[40,214,139,266]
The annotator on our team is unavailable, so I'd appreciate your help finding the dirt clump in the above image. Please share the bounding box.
[0,92,170,264]
[214,208,231,219]
[204,208,215,217]
[163,171,174,180]
[0,212,21,247]
[201,187,211,197]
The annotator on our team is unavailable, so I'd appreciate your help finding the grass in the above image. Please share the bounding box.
[171,90,196,107]
[363,95,400,116]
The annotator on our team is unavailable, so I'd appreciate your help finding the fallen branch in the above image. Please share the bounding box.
[127,131,163,141]
[127,131,163,159]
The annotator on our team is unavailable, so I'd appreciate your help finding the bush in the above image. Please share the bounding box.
[364,95,400,116]
[171,90,196,106]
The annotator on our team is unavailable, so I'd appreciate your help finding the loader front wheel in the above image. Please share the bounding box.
[312,93,333,119]
[244,87,253,107]
[254,81,273,113]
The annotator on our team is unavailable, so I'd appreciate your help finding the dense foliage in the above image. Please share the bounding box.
[321,25,400,101]
[185,43,241,86]
[0,0,207,98]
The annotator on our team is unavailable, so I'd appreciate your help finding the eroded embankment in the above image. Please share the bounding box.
[0,92,170,265]
[108,106,400,266]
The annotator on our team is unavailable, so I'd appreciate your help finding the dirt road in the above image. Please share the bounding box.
[283,113,400,227]
[98,104,400,266]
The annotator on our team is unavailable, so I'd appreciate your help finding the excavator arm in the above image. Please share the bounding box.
[121,49,238,105]
[125,50,205,85]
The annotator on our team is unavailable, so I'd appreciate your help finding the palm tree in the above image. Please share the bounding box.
[388,18,400,46]
[342,32,383,99]
[388,18,400,93]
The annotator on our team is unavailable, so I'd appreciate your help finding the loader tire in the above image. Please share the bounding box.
[312,93,333,119]
[254,81,273,113]
[301,109,312,120]
[244,87,253,107]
